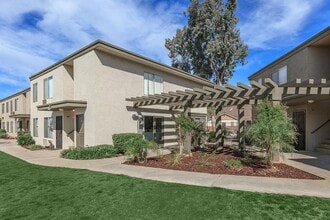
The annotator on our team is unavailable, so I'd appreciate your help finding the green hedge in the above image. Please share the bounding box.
[0,129,7,139]
[17,133,35,146]
[112,133,143,153]
[61,145,117,160]
[29,144,43,151]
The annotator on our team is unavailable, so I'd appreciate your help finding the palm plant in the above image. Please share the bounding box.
[245,100,297,166]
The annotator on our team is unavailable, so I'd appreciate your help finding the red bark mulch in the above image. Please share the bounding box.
[125,148,323,180]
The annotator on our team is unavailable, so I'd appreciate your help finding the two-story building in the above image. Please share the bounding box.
[249,26,330,153]
[29,40,212,149]
[0,88,31,137]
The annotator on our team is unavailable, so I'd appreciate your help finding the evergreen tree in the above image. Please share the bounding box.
[165,0,248,85]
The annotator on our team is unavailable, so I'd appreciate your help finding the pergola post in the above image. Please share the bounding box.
[237,103,245,151]
[183,100,192,116]
[215,104,223,145]
[183,100,192,154]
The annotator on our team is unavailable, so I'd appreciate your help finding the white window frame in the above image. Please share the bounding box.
[14,98,19,111]
[144,73,163,95]
[278,66,287,85]
[43,76,53,99]
[33,118,38,137]
[44,117,53,138]
[33,83,38,102]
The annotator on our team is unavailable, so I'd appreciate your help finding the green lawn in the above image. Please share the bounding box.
[0,152,329,220]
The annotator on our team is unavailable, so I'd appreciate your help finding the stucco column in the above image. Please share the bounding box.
[215,104,222,145]
[237,104,245,150]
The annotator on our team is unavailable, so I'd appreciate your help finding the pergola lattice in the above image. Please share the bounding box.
[126,78,330,148]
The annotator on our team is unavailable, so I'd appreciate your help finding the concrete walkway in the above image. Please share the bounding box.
[1,139,330,198]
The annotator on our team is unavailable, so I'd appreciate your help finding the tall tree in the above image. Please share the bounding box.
[165,0,248,85]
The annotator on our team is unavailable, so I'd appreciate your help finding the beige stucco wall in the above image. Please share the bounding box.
[73,49,207,148]
[0,90,30,137]
[29,48,209,149]
[287,99,330,151]
[30,65,74,147]
[249,45,330,152]
[251,46,330,83]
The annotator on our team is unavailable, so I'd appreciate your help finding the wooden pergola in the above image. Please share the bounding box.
[126,78,330,148]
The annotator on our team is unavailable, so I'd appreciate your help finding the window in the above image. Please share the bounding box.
[278,66,287,85]
[144,73,163,95]
[257,78,262,84]
[44,117,53,138]
[6,102,8,113]
[33,118,38,137]
[43,76,53,99]
[271,65,287,85]
[14,98,19,111]
[1,103,4,114]
[10,101,13,113]
[6,122,9,132]
[10,121,13,133]
[271,71,279,84]
[2,122,5,130]
[33,83,38,102]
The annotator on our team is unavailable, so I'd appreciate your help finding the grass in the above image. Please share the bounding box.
[0,152,329,219]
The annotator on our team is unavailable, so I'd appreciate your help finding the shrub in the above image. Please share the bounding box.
[61,145,117,160]
[29,144,43,150]
[207,131,216,142]
[223,158,242,169]
[17,133,35,146]
[0,129,7,139]
[112,133,143,153]
[166,153,182,166]
[125,138,158,162]
[245,100,296,165]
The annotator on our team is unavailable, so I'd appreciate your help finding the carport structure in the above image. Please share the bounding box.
[126,78,330,149]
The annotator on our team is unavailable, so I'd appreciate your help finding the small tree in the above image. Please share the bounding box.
[175,113,195,155]
[245,100,296,166]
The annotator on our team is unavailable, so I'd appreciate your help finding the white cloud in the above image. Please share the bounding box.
[0,0,186,93]
[239,0,324,49]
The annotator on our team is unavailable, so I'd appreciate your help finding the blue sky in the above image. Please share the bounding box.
[0,0,329,99]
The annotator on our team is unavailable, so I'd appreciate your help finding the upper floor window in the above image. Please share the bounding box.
[278,66,287,85]
[43,76,53,99]
[6,102,8,113]
[271,65,287,85]
[144,73,163,95]
[14,98,19,111]
[1,103,4,114]
[10,101,13,113]
[33,83,38,102]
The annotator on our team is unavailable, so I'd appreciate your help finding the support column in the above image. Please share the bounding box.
[183,100,192,116]
[183,100,192,154]
[215,104,222,145]
[237,104,245,151]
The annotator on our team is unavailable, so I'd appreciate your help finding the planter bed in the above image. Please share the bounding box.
[125,148,323,180]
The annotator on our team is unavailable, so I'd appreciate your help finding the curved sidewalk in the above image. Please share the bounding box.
[1,139,330,198]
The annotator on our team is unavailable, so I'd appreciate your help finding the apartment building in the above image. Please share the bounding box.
[249,27,330,152]
[0,88,31,137]
[29,40,212,149]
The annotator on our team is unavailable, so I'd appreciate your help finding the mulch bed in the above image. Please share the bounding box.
[125,148,323,180]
